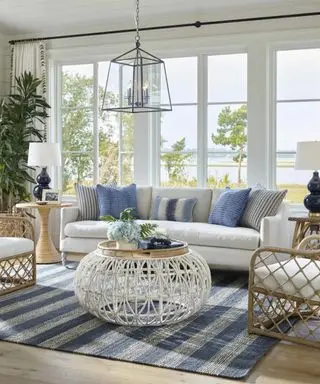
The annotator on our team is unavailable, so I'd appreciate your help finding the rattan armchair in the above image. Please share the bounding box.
[248,235,320,348]
[0,215,36,295]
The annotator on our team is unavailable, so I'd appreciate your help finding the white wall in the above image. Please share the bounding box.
[0,34,6,98]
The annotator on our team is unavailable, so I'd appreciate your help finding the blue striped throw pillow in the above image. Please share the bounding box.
[74,184,98,220]
[150,196,197,222]
[208,188,251,227]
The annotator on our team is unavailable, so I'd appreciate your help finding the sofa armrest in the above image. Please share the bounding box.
[60,207,79,241]
[259,201,289,248]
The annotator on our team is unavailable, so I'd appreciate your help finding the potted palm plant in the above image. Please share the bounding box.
[0,71,50,212]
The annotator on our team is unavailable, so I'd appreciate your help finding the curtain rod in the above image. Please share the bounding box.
[8,11,320,45]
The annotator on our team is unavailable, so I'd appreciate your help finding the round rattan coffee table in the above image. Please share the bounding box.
[74,240,211,326]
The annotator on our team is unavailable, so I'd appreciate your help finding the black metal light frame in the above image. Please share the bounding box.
[101,0,172,114]
[102,43,172,113]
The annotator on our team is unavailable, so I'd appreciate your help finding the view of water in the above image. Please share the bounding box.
[160,151,308,185]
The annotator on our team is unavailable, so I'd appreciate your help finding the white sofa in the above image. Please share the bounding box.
[60,186,289,270]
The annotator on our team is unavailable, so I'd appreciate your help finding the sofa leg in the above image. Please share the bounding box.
[61,252,67,267]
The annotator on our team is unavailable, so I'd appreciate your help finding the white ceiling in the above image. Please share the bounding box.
[0,0,319,36]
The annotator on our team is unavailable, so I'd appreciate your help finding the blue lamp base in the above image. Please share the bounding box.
[33,167,51,200]
[304,171,320,216]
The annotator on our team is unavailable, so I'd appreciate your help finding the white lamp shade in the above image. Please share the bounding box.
[28,143,62,167]
[295,141,320,171]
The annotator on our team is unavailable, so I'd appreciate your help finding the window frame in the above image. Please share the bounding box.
[270,43,320,207]
[56,59,134,196]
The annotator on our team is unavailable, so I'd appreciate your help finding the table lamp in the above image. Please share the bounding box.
[27,143,62,200]
[295,141,320,216]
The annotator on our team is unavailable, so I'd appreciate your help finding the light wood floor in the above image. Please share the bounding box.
[1,340,320,384]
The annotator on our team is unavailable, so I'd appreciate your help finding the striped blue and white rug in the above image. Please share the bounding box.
[0,263,277,380]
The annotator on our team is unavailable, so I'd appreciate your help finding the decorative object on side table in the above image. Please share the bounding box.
[27,142,62,200]
[295,141,320,216]
[101,208,158,249]
[42,189,61,204]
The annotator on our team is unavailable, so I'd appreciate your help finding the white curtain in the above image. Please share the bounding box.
[10,41,48,138]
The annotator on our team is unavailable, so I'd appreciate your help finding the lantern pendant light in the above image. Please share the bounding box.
[102,0,172,113]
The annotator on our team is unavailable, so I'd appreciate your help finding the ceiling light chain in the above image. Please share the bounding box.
[102,0,172,113]
[135,0,140,45]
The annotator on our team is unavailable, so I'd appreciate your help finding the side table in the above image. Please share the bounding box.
[16,202,72,264]
[289,216,320,248]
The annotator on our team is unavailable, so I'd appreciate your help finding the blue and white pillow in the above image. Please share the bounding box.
[150,196,197,222]
[96,183,138,219]
[74,184,98,220]
[208,188,251,227]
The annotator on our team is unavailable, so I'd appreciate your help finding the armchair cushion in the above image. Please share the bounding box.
[254,257,320,301]
[0,238,34,258]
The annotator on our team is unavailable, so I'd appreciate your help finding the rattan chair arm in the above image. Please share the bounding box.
[0,216,35,242]
[250,246,320,271]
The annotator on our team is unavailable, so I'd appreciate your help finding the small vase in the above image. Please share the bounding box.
[116,240,138,250]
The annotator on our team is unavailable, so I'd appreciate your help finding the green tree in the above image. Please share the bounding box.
[62,71,134,191]
[161,137,192,183]
[62,72,94,190]
[211,104,247,185]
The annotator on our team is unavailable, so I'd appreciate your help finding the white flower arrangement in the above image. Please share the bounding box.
[107,220,141,243]
[101,208,158,246]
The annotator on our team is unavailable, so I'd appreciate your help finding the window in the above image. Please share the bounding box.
[160,57,198,186]
[207,53,247,188]
[276,49,320,203]
[61,64,94,194]
[61,62,134,195]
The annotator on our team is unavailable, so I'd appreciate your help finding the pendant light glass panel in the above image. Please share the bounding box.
[102,46,172,113]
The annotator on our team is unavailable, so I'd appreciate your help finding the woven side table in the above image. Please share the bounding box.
[74,241,211,326]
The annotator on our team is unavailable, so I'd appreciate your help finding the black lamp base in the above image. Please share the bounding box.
[304,171,320,215]
[33,167,51,200]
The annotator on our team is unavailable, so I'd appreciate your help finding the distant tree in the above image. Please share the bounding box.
[161,137,192,183]
[62,72,134,191]
[211,105,247,185]
[62,72,94,189]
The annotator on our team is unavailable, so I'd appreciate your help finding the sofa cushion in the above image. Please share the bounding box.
[96,183,138,219]
[65,220,109,239]
[74,184,98,220]
[137,220,260,250]
[151,187,212,223]
[0,238,34,258]
[150,196,197,222]
[210,188,228,212]
[136,186,152,219]
[240,189,287,231]
[208,188,251,227]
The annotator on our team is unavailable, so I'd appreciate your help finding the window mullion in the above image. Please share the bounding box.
[197,54,208,187]
[93,62,99,184]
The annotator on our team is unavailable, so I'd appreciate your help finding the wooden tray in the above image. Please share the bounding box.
[98,240,189,259]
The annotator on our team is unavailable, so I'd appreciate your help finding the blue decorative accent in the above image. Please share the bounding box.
[150,196,197,222]
[304,171,320,214]
[33,167,51,200]
[96,183,138,219]
[208,188,251,227]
